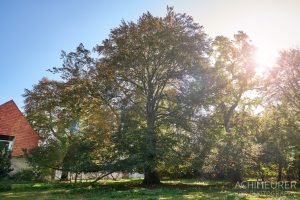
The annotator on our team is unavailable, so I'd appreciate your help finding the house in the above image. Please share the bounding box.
[0,100,39,172]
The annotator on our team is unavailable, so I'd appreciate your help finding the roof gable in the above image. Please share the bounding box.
[0,100,22,134]
[0,100,39,156]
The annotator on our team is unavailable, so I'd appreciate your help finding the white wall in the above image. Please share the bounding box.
[10,157,30,174]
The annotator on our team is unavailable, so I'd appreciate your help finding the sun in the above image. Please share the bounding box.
[254,48,276,75]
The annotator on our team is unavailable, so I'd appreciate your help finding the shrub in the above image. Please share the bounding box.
[0,144,13,179]
[11,169,42,182]
[0,180,12,192]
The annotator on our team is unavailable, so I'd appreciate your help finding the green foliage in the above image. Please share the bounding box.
[62,137,99,174]
[0,181,12,192]
[0,144,13,180]
[25,139,63,180]
[11,169,42,182]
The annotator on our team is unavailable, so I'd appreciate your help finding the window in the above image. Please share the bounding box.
[0,135,15,151]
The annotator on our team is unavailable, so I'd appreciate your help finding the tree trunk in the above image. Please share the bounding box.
[142,121,160,185]
[74,172,78,183]
[297,157,300,181]
[143,166,160,185]
[222,98,240,134]
[60,170,69,181]
[142,90,160,185]
[122,171,129,179]
[229,169,242,182]
[50,169,56,182]
[277,163,283,181]
[261,174,265,182]
[224,114,231,133]
[258,164,265,181]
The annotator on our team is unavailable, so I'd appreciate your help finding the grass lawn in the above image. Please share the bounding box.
[0,178,299,200]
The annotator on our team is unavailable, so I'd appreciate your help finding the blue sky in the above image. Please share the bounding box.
[1,0,300,110]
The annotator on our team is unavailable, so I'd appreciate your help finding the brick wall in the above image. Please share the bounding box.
[0,100,39,156]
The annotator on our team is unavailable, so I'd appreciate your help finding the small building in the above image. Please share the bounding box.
[0,100,39,172]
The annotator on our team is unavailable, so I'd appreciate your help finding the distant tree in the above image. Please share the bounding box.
[203,32,259,182]
[261,49,300,181]
[268,49,300,110]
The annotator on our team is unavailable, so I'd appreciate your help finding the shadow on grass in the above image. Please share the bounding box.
[0,179,299,200]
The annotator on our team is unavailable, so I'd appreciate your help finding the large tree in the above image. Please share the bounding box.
[95,7,210,184]
[205,32,259,182]
[24,44,119,180]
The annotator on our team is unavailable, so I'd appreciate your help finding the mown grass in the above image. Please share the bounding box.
[0,178,299,200]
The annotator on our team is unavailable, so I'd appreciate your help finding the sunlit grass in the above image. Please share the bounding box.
[161,179,228,186]
[0,179,299,200]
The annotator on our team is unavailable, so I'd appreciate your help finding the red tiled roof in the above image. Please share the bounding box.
[0,100,39,156]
